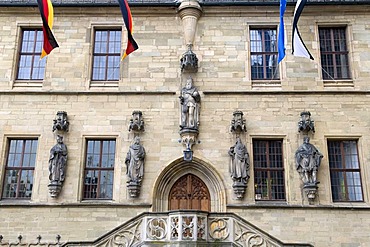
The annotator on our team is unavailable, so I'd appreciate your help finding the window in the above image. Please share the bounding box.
[250,28,279,80]
[319,27,350,80]
[83,139,116,199]
[91,29,122,81]
[253,140,285,201]
[2,139,38,199]
[328,140,363,202]
[16,29,46,80]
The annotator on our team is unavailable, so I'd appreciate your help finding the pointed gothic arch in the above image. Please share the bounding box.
[152,156,227,212]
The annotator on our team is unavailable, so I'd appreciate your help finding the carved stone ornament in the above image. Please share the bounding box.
[125,136,146,198]
[180,132,197,161]
[178,0,202,47]
[228,137,250,199]
[230,110,247,133]
[128,110,145,132]
[232,182,248,200]
[53,111,69,132]
[48,135,68,198]
[180,45,198,73]
[304,184,318,202]
[298,111,315,133]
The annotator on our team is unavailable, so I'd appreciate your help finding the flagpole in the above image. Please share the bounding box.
[316,62,337,82]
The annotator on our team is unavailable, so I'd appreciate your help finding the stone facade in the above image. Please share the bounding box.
[0,1,370,246]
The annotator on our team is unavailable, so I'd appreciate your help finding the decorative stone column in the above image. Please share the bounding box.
[178,0,202,73]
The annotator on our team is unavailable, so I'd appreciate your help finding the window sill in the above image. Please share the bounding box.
[252,80,281,89]
[13,80,43,87]
[90,81,119,87]
[323,79,353,87]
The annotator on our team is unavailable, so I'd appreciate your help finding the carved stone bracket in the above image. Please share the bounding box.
[232,182,247,200]
[298,111,315,134]
[127,181,141,198]
[179,129,198,161]
[303,183,318,202]
[48,181,62,198]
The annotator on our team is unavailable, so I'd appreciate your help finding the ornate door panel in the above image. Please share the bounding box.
[169,174,210,211]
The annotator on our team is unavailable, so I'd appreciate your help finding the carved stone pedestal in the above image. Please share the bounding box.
[232,182,247,200]
[127,181,141,198]
[48,181,62,198]
[303,183,318,201]
[179,128,198,161]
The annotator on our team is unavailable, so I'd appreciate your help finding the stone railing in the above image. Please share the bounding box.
[62,210,313,247]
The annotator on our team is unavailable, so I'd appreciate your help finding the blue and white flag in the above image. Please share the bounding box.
[292,0,314,60]
[278,0,287,63]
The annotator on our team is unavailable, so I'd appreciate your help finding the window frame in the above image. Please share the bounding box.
[318,26,351,81]
[327,139,363,202]
[1,138,38,200]
[249,26,279,81]
[252,139,286,201]
[82,139,116,200]
[15,28,46,82]
[90,28,122,84]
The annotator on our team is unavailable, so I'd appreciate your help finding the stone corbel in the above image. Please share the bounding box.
[180,131,198,161]
[303,184,318,202]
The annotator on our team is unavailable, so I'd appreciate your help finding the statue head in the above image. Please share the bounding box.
[185,77,193,89]
[57,135,63,144]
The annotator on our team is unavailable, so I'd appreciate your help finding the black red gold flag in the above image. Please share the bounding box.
[37,0,59,58]
[117,0,139,60]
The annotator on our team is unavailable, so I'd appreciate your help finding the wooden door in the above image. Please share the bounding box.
[169,174,210,211]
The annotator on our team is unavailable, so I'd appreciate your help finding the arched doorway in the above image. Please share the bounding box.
[169,173,210,211]
[152,156,226,212]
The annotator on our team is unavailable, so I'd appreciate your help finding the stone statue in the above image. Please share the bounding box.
[180,77,200,129]
[49,135,68,184]
[295,137,323,184]
[125,136,146,184]
[228,138,250,184]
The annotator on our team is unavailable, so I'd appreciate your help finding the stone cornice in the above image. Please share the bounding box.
[0,0,369,7]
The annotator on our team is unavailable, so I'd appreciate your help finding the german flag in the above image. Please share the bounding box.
[117,0,139,60]
[37,0,59,59]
